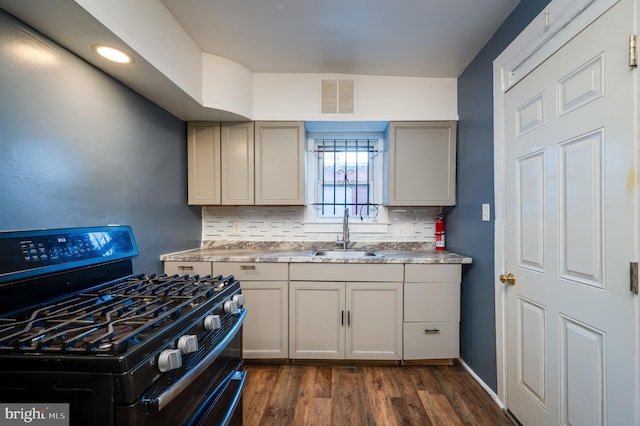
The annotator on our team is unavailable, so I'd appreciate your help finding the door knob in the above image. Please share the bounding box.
[499,273,516,285]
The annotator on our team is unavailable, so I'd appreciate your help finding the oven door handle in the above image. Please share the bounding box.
[220,371,246,426]
[188,370,246,426]
[144,308,246,411]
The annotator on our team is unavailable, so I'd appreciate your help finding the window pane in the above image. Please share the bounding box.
[315,138,378,219]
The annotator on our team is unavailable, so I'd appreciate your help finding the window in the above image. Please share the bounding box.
[305,132,386,230]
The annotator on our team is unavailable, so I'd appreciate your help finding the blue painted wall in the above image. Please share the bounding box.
[447,0,552,391]
[0,11,201,273]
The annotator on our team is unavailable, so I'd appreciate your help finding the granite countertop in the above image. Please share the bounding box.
[160,242,472,264]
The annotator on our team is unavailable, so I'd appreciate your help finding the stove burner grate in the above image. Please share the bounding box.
[0,274,235,354]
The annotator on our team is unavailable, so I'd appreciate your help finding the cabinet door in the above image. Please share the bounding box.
[346,282,402,360]
[187,122,221,205]
[254,122,305,205]
[241,280,288,359]
[386,121,457,206]
[221,122,254,205]
[289,281,345,359]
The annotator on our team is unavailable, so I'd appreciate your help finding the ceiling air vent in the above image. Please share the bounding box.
[321,79,355,114]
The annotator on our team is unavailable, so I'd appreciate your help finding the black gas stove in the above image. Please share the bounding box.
[0,226,245,426]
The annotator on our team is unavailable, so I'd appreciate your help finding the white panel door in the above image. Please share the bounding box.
[503,0,638,424]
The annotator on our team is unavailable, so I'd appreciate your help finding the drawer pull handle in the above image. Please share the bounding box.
[240,265,256,270]
[424,328,441,334]
[178,265,194,271]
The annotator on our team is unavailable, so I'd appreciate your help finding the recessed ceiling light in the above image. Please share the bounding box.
[92,45,133,64]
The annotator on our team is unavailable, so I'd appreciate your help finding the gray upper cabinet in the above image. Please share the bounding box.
[221,122,254,205]
[187,122,221,205]
[385,121,457,206]
[187,121,304,205]
[255,121,305,205]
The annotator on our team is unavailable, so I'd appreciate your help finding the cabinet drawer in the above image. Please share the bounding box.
[404,264,461,283]
[290,263,403,282]
[212,262,288,281]
[403,322,459,360]
[404,282,460,322]
[164,261,212,277]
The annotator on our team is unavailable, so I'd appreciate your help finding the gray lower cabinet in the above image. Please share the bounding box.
[163,260,463,362]
[288,263,403,360]
[403,264,461,360]
[213,262,289,359]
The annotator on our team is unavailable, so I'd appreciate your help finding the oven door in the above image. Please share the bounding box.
[117,309,245,426]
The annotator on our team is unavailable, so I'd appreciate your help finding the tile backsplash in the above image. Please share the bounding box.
[202,206,440,242]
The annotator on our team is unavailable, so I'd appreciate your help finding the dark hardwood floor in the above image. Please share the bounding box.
[242,363,516,425]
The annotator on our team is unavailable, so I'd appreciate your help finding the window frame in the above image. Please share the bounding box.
[303,131,389,234]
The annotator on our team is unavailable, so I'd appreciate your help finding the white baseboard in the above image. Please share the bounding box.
[459,359,507,411]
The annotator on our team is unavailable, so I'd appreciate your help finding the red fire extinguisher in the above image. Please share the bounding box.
[435,215,445,251]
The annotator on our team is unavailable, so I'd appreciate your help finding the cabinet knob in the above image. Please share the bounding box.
[499,273,516,285]
[424,328,440,334]
[240,265,256,270]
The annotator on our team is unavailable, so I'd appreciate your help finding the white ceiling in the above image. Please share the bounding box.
[0,0,521,120]
[160,0,521,77]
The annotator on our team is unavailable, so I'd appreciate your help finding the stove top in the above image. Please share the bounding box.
[0,274,236,355]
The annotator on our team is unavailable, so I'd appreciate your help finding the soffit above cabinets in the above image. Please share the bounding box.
[0,0,520,121]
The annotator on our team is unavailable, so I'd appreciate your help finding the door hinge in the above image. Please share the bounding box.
[630,262,639,294]
[629,35,638,67]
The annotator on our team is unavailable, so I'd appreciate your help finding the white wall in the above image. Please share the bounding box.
[253,73,458,121]
[71,1,458,121]
[202,54,253,119]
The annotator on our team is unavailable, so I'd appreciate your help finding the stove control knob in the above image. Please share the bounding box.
[204,314,222,331]
[158,349,182,372]
[178,335,198,354]
[224,300,238,314]
[232,294,245,307]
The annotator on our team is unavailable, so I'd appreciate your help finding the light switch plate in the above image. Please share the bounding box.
[482,204,490,221]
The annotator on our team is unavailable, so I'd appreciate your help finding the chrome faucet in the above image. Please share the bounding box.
[337,207,350,249]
